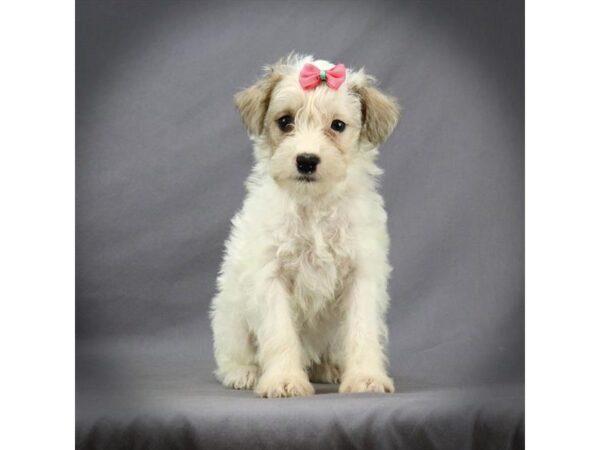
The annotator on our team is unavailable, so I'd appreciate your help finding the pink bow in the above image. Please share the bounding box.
[299,63,346,90]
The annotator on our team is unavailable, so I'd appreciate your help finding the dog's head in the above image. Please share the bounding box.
[235,55,399,198]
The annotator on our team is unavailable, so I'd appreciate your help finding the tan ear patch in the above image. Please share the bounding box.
[234,70,282,136]
[354,82,400,147]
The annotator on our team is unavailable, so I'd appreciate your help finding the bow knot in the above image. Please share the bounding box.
[299,63,346,90]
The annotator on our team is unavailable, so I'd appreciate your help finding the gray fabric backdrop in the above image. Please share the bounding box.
[76,1,524,448]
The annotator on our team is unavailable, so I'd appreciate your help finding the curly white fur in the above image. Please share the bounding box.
[210,54,400,397]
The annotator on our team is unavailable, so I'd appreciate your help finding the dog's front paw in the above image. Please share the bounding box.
[255,370,315,398]
[220,365,259,390]
[339,372,395,394]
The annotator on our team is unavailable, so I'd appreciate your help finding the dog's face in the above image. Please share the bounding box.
[235,56,399,198]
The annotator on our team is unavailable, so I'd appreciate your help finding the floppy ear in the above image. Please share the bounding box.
[234,68,281,137]
[351,74,400,147]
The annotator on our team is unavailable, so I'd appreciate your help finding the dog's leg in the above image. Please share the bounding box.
[309,358,341,384]
[253,274,314,398]
[212,293,259,390]
[338,273,395,393]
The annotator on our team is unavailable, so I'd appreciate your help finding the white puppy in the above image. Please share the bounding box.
[210,54,400,398]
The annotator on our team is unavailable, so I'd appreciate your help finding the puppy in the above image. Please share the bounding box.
[210,54,399,398]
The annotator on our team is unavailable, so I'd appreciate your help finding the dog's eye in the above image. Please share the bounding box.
[331,119,346,132]
[276,115,294,132]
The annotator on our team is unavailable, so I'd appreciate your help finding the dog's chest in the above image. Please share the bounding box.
[275,207,354,320]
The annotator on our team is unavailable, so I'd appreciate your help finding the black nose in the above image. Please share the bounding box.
[296,153,320,174]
